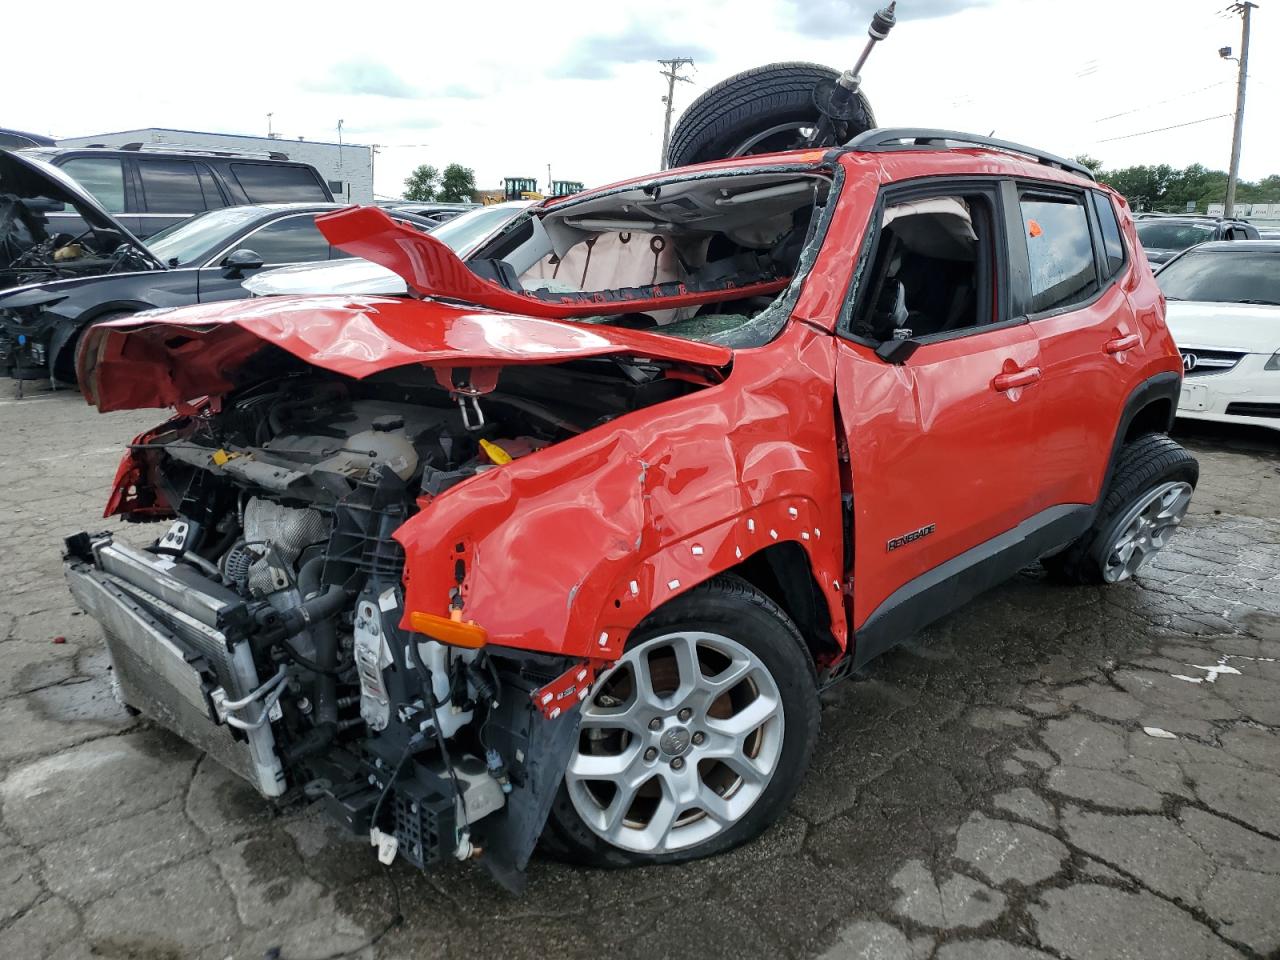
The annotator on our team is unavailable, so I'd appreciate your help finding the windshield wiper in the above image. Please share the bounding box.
[1233,298,1280,306]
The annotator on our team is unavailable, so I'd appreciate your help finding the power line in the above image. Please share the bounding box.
[1095,80,1233,123]
[1096,113,1232,143]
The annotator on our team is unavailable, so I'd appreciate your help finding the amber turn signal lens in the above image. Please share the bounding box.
[410,611,488,648]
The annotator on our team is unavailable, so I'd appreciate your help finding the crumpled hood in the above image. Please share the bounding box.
[0,149,162,271]
[78,294,733,412]
[1165,300,1280,355]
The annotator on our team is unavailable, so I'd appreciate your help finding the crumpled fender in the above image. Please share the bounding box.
[394,320,848,660]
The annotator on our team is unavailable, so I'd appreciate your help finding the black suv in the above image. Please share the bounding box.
[17,145,333,238]
[1135,215,1260,265]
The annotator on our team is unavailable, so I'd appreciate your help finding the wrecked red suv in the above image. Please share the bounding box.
[64,129,1197,887]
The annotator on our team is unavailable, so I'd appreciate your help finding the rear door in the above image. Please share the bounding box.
[1017,183,1135,509]
[833,177,1045,660]
[132,157,210,238]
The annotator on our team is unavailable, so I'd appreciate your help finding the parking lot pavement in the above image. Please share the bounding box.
[1,384,1277,960]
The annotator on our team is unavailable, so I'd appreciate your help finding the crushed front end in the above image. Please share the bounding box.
[65,342,714,885]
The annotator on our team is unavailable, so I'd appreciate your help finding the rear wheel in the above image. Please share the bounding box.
[666,62,875,169]
[544,575,819,866]
[1044,433,1198,584]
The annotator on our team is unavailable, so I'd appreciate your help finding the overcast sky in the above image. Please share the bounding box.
[8,0,1277,198]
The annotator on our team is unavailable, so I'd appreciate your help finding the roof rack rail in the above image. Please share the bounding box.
[106,142,291,161]
[845,128,1096,181]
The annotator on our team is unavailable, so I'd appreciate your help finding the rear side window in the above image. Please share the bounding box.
[230,163,328,203]
[196,164,226,208]
[136,158,206,214]
[1090,192,1125,278]
[58,157,126,213]
[1020,194,1098,313]
[236,216,332,263]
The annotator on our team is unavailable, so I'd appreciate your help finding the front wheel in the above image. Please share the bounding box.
[543,575,819,866]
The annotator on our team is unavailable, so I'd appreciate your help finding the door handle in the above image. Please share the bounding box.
[992,366,1042,392]
[1104,334,1141,354]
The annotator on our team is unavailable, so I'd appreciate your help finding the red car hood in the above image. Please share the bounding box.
[78,294,732,412]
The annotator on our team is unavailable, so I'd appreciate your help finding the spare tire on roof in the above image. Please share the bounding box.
[666,61,875,169]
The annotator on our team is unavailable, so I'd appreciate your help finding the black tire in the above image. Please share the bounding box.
[1043,433,1199,584]
[666,62,875,169]
[542,574,819,867]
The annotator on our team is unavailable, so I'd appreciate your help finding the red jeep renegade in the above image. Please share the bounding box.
[65,129,1196,885]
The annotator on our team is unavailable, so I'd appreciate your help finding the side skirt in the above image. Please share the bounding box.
[848,503,1091,672]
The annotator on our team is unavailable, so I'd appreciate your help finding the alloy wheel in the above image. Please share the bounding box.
[1101,481,1194,582]
[565,630,785,854]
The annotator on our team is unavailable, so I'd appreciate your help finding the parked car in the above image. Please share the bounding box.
[2,148,162,294]
[0,127,56,149]
[1157,240,1280,431]
[244,201,534,296]
[17,144,333,239]
[379,200,480,223]
[63,126,1196,887]
[1136,215,1259,265]
[0,161,436,383]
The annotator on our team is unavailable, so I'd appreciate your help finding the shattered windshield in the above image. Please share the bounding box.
[471,170,832,347]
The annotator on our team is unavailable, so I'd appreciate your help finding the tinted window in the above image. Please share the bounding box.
[196,165,226,209]
[1156,250,1280,305]
[136,159,206,214]
[230,163,328,202]
[237,216,332,264]
[1021,195,1098,313]
[1091,192,1125,277]
[1136,220,1216,251]
[58,157,126,213]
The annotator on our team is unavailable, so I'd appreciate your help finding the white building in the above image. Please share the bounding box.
[56,127,374,204]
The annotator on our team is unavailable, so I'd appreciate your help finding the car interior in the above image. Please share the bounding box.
[465,171,832,343]
[853,193,996,343]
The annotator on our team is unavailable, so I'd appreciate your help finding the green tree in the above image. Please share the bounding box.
[403,164,439,201]
[438,163,477,203]
[1073,154,1104,176]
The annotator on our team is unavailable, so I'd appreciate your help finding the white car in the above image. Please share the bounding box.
[1157,240,1280,431]
[242,201,533,296]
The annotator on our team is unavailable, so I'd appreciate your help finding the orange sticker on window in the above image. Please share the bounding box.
[1028,219,1043,238]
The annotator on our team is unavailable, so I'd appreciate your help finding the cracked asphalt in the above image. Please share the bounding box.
[2,384,1279,960]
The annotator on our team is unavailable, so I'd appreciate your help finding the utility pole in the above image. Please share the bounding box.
[1224,2,1257,219]
[267,112,274,139]
[658,58,695,170]
[547,162,552,195]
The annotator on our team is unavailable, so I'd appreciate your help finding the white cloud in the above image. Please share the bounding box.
[6,0,1277,200]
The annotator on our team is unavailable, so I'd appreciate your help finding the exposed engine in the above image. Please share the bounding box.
[1,193,143,290]
[64,356,705,883]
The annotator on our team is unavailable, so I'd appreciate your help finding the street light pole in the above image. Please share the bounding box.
[1224,2,1257,219]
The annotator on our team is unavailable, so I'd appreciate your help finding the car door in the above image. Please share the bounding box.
[196,213,336,301]
[832,178,1046,662]
[1017,184,1134,509]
